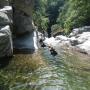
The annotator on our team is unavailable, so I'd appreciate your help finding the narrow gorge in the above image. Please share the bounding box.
[0,0,90,90]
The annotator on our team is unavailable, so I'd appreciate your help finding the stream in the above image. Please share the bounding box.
[11,47,90,90]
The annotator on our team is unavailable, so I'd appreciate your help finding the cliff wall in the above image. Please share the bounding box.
[0,0,38,58]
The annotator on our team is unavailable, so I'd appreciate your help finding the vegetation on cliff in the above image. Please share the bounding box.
[34,0,90,34]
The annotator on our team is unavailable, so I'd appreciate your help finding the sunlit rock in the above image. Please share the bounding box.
[44,37,60,47]
[0,6,13,24]
[77,40,90,55]
[55,35,68,41]
[0,11,11,25]
[0,6,12,12]
[69,26,90,37]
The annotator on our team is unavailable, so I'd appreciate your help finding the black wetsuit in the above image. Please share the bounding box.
[50,48,57,56]
[39,39,46,47]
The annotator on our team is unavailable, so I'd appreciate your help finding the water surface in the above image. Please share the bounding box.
[12,48,90,90]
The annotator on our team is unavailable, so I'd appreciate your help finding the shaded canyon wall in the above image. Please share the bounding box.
[0,0,38,57]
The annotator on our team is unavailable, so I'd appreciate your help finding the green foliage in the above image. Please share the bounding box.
[33,11,49,31]
[34,0,90,34]
[51,24,63,35]
[57,0,90,33]
[33,0,48,31]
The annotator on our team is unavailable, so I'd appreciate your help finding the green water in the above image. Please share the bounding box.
[10,48,90,90]
[0,48,90,90]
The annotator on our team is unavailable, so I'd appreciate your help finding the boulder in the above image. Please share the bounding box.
[13,9,34,35]
[0,6,12,12]
[68,37,78,46]
[76,40,90,55]
[0,11,11,25]
[0,25,13,57]
[0,6,13,24]
[69,26,90,37]
[76,32,90,44]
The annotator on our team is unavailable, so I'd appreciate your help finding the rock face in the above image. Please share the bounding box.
[0,0,9,8]
[0,26,13,57]
[13,0,34,35]
[13,31,38,53]
[13,0,38,52]
[0,12,11,25]
[13,9,34,34]
[0,0,38,57]
[0,0,13,58]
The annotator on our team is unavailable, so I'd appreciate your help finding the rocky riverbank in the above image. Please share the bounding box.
[44,26,90,56]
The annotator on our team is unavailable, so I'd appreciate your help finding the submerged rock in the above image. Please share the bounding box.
[77,40,90,55]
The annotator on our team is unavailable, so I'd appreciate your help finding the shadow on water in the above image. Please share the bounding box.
[13,49,35,54]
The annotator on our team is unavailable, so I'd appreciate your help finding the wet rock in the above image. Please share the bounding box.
[13,31,38,54]
[0,25,13,57]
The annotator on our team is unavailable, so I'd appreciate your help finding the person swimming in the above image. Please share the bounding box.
[39,38,46,48]
[48,46,57,56]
